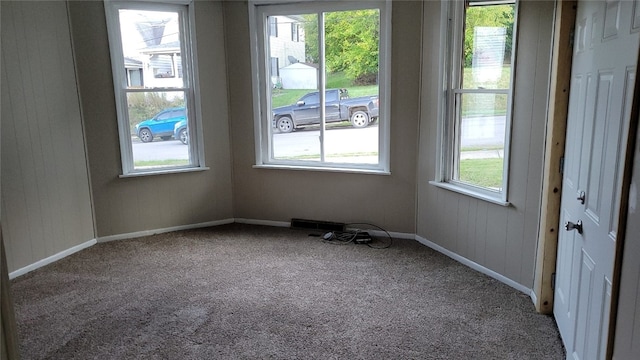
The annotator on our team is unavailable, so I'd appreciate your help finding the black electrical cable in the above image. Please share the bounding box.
[321,230,360,245]
[345,222,393,249]
[320,223,392,249]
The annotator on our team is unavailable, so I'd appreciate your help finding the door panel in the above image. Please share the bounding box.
[572,250,595,360]
[554,1,639,358]
[585,72,614,224]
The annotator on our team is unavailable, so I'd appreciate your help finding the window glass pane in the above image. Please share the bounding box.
[455,92,507,191]
[461,4,514,90]
[268,10,380,164]
[127,91,191,170]
[118,9,184,89]
[324,9,380,164]
[270,14,321,161]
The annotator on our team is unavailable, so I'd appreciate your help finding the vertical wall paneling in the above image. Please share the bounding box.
[68,0,234,237]
[456,196,470,258]
[1,1,95,272]
[417,0,555,289]
[474,201,489,264]
[465,199,478,259]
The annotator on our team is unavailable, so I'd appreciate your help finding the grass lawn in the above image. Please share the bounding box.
[271,71,379,108]
[459,158,503,189]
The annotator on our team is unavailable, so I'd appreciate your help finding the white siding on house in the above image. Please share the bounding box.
[269,15,305,74]
[1,1,95,272]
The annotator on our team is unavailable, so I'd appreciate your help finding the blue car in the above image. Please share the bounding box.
[173,119,188,145]
[135,107,186,143]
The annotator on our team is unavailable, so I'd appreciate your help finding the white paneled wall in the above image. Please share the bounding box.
[1,1,94,273]
[416,1,555,288]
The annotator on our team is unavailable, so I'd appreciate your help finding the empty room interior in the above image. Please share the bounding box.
[2,0,640,359]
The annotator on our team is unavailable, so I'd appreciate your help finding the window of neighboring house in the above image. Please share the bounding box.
[249,1,391,173]
[104,0,205,176]
[270,57,279,77]
[291,22,299,42]
[433,0,518,204]
[127,68,143,87]
[269,16,278,37]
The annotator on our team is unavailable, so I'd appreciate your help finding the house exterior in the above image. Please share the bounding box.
[268,15,306,87]
[139,41,184,89]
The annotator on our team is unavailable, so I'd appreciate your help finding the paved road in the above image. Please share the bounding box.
[272,125,379,160]
[131,119,504,163]
[132,138,188,162]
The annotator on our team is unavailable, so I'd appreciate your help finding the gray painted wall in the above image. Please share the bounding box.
[417,0,555,288]
[225,1,421,233]
[1,1,95,271]
[67,0,234,238]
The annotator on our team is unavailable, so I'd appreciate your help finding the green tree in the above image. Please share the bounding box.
[303,14,318,64]
[302,9,380,85]
[464,4,515,67]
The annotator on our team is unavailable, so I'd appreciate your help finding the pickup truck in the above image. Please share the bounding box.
[272,88,379,133]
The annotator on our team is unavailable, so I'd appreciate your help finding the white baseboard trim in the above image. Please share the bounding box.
[9,238,97,279]
[414,235,532,295]
[530,289,538,305]
[234,218,291,228]
[345,227,416,240]
[97,219,235,243]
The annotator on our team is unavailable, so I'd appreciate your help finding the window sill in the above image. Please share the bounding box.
[253,164,390,176]
[119,166,210,178]
[429,181,510,207]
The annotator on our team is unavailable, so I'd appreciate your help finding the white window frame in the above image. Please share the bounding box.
[104,0,206,177]
[431,0,519,205]
[248,0,391,174]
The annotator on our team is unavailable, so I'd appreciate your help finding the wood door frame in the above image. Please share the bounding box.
[533,0,577,315]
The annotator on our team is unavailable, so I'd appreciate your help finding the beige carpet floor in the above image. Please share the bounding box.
[10,223,565,359]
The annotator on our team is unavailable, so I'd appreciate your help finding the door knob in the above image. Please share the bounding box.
[565,220,583,234]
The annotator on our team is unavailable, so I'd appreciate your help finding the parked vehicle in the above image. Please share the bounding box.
[173,119,188,145]
[135,107,185,143]
[272,88,379,133]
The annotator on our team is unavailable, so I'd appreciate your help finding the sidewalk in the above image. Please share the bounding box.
[460,149,504,160]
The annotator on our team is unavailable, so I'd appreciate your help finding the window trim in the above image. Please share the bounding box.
[433,0,519,204]
[104,0,206,177]
[248,0,391,174]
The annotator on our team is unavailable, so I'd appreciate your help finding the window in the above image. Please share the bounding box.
[104,0,204,176]
[249,1,391,173]
[270,57,280,77]
[434,0,518,204]
[269,16,278,37]
[291,22,300,42]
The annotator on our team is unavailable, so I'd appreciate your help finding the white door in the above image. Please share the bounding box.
[554,1,640,359]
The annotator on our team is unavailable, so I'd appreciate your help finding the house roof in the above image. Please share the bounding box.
[282,62,318,69]
[124,57,143,68]
[140,41,181,55]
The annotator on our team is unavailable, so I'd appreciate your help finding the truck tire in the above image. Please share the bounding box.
[350,110,369,128]
[276,116,294,133]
